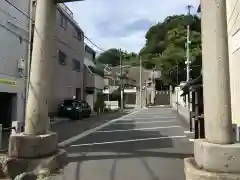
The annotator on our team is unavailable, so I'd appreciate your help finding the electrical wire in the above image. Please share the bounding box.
[228,0,239,25]
[228,12,240,35]
[4,0,138,84]
[0,23,29,42]
[4,0,124,59]
[5,0,35,22]
[0,6,26,25]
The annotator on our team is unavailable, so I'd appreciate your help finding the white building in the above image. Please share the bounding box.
[83,44,104,110]
[0,0,30,127]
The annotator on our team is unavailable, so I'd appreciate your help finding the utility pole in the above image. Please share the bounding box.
[186,5,192,82]
[176,63,179,113]
[119,49,124,111]
[139,56,143,108]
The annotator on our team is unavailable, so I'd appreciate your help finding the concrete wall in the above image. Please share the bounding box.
[104,101,119,110]
[0,0,30,122]
[226,1,240,125]
[83,65,94,88]
[94,74,104,90]
[171,87,190,124]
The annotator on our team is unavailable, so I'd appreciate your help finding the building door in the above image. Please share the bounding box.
[0,93,14,128]
[76,88,81,100]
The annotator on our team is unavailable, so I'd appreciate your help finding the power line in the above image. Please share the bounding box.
[228,12,240,35]
[0,6,26,25]
[4,0,126,63]
[5,0,35,22]
[84,35,105,52]
[5,0,106,51]
[0,23,29,42]
[228,0,239,25]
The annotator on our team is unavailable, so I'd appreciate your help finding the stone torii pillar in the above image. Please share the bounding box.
[8,0,58,158]
[184,0,240,179]
[4,0,67,177]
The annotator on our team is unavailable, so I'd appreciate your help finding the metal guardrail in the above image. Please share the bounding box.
[194,115,205,139]
[0,121,23,150]
[0,125,16,150]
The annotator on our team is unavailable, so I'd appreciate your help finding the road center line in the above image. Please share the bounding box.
[58,109,143,147]
[95,126,182,133]
[115,120,176,124]
[70,135,187,147]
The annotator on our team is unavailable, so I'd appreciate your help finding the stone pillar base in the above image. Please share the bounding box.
[194,139,240,173]
[8,132,58,158]
[1,132,68,179]
[184,157,240,180]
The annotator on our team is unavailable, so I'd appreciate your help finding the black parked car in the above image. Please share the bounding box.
[58,99,91,120]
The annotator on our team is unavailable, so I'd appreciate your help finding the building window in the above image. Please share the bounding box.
[32,0,37,7]
[72,59,80,71]
[74,29,82,41]
[60,14,67,29]
[76,31,82,41]
[58,50,66,65]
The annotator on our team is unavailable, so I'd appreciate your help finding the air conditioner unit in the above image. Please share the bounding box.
[18,59,25,71]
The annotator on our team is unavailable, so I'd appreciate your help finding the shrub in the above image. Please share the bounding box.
[94,92,106,112]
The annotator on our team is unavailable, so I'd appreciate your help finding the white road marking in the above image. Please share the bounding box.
[58,109,143,147]
[115,120,176,124]
[135,113,173,115]
[121,117,176,120]
[70,135,187,147]
[184,131,194,134]
[95,126,182,133]
[189,139,195,142]
[131,113,173,115]
[50,118,69,125]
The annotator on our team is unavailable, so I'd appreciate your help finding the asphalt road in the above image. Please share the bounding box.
[51,107,193,180]
[50,111,131,143]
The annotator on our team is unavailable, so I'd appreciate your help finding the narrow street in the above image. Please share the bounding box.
[52,107,193,180]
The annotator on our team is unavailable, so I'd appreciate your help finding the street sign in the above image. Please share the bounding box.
[0,79,17,86]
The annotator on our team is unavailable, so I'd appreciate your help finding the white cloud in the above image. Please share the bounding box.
[66,0,199,53]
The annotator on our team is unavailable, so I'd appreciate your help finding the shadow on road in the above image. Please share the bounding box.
[51,110,193,180]
[65,119,191,172]
[51,111,129,143]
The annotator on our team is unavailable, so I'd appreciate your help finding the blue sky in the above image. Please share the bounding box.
[66,0,199,54]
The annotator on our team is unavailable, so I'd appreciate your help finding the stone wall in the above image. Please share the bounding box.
[171,87,190,125]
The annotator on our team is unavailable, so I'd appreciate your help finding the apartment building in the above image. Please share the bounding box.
[84,44,104,110]
[31,1,84,116]
[0,0,30,127]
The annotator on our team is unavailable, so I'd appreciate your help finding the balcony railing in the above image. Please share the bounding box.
[58,3,73,18]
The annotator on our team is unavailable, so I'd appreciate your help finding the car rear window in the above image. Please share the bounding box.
[63,100,74,106]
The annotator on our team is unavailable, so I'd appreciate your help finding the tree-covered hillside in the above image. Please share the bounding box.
[96,14,202,85]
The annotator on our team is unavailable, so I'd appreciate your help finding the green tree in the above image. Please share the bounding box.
[96,49,139,67]
[96,14,202,86]
[140,14,202,85]
[96,48,121,66]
